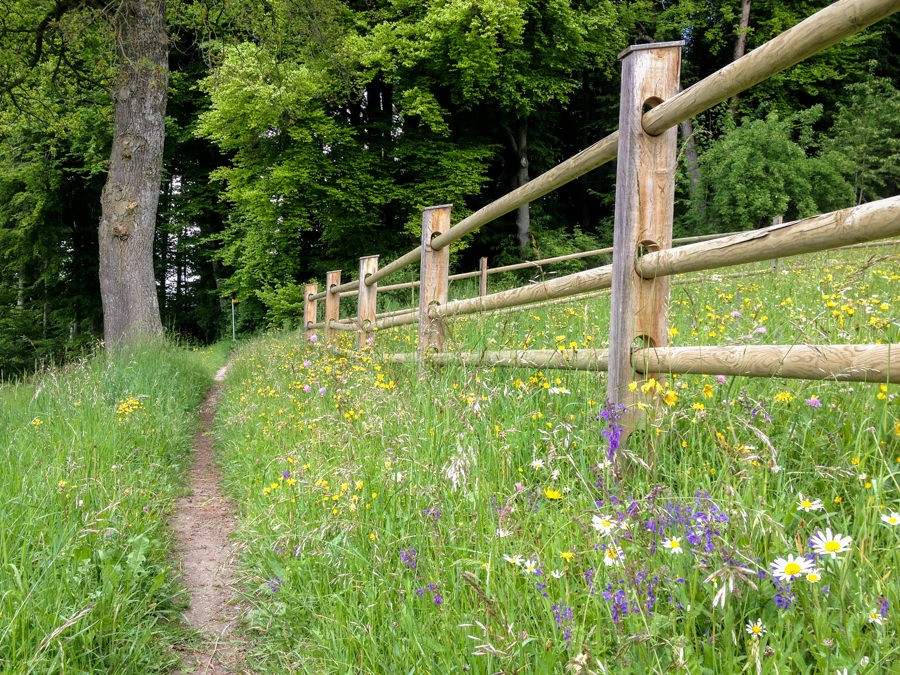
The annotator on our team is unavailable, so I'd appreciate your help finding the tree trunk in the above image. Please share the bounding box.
[679,119,704,213]
[729,0,752,113]
[98,0,167,348]
[507,121,530,256]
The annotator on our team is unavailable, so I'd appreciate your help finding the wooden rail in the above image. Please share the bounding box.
[396,343,897,384]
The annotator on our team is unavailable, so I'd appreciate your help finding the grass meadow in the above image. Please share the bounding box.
[214,246,898,673]
[0,343,225,673]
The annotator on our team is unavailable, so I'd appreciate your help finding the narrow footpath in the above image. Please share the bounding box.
[172,365,244,673]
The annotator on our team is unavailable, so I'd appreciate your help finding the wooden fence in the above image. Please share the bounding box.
[303,0,900,417]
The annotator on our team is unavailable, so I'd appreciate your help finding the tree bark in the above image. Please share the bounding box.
[729,0,752,113]
[98,0,167,348]
[679,119,704,212]
[507,121,530,256]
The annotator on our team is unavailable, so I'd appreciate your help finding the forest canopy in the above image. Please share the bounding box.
[0,0,897,375]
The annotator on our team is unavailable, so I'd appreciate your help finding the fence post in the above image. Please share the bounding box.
[607,42,683,426]
[770,215,783,271]
[325,270,341,344]
[304,283,318,341]
[418,205,452,357]
[479,257,488,297]
[358,255,379,349]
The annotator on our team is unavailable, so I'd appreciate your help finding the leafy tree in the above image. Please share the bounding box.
[692,108,854,232]
[1,0,169,350]
[821,76,900,205]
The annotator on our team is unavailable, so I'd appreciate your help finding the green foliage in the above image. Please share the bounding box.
[821,76,900,205]
[692,108,854,231]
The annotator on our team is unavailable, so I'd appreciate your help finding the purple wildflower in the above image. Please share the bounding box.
[773,582,794,610]
[399,548,418,570]
[599,401,626,461]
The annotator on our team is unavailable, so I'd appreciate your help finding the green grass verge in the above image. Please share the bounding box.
[0,341,227,673]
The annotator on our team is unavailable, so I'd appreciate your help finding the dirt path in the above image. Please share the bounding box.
[172,365,244,673]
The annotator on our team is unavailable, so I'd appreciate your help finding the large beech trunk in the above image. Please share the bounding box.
[98,0,167,348]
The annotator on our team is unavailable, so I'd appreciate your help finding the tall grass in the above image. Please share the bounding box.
[0,342,226,673]
[215,246,898,673]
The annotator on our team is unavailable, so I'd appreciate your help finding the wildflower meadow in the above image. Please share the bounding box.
[213,247,899,672]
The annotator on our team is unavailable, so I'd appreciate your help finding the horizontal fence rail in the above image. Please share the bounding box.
[391,343,897,384]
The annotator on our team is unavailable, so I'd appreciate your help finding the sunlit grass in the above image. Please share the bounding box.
[0,342,226,673]
[216,246,898,673]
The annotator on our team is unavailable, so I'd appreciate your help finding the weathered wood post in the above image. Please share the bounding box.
[418,205,452,358]
[607,42,683,429]
[479,257,488,297]
[358,255,379,349]
[325,270,341,344]
[304,283,318,341]
[770,215,783,271]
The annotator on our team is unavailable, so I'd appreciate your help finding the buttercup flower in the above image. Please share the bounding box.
[810,528,852,558]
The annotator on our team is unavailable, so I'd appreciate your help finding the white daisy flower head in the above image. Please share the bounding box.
[770,554,814,582]
[661,537,684,554]
[867,609,884,625]
[805,568,823,584]
[796,493,824,512]
[880,511,900,526]
[503,554,523,566]
[591,514,617,533]
[602,545,624,567]
[809,528,852,559]
[745,618,766,637]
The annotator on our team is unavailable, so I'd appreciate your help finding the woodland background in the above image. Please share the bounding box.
[0,0,897,376]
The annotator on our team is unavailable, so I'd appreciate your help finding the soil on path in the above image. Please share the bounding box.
[172,365,245,673]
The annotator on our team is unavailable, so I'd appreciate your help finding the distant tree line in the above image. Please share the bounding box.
[0,0,897,375]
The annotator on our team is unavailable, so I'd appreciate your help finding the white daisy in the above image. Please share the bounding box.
[880,511,900,526]
[661,537,684,554]
[745,618,766,637]
[809,528,852,558]
[591,514,617,533]
[770,554,813,582]
[502,554,523,566]
[602,545,624,567]
[796,493,824,512]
